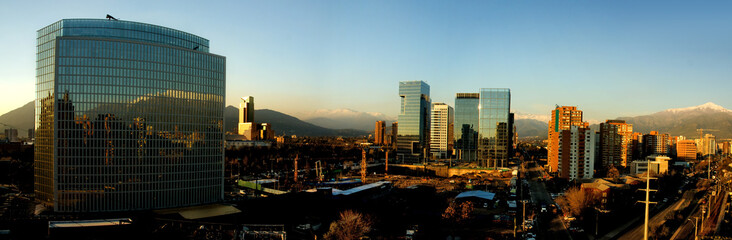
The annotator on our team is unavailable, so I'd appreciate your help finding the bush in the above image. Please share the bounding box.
[324,210,372,240]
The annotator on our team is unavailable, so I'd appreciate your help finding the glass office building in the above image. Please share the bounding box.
[454,93,479,162]
[477,89,512,168]
[397,81,430,161]
[35,19,225,212]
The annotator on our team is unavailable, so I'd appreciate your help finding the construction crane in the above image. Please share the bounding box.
[697,128,719,140]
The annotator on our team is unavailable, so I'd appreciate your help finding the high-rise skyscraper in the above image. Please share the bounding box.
[35,19,225,212]
[558,126,597,180]
[240,96,254,123]
[454,93,479,162]
[238,96,255,138]
[599,120,633,167]
[374,120,386,145]
[548,106,587,173]
[430,103,454,159]
[397,81,430,161]
[477,88,512,168]
[390,122,398,150]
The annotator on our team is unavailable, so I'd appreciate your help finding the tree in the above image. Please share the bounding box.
[555,187,598,218]
[324,210,372,240]
[442,200,474,223]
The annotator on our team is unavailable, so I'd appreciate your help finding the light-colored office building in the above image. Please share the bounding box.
[430,103,454,159]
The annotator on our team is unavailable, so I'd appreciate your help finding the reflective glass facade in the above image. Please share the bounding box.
[477,89,512,168]
[35,19,225,212]
[397,81,430,161]
[454,93,479,162]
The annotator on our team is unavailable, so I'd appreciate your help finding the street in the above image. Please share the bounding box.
[525,163,573,240]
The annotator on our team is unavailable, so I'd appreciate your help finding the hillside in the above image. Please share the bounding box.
[514,119,548,139]
[0,101,34,137]
[0,101,368,138]
[224,106,368,137]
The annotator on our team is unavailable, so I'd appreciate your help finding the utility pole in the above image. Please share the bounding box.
[639,158,658,240]
[361,149,367,183]
[293,155,298,182]
[701,206,706,236]
[520,200,529,231]
[689,216,699,240]
[385,149,389,176]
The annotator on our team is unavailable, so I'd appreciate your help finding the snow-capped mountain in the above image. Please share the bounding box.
[663,102,732,114]
[514,112,551,123]
[619,102,732,138]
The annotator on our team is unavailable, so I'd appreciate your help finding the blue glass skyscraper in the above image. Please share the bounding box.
[35,19,225,212]
[477,88,512,168]
[454,93,479,162]
[397,81,430,161]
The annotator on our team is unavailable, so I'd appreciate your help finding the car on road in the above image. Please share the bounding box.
[523,232,536,239]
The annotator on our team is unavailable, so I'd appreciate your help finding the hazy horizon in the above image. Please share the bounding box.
[3,1,732,122]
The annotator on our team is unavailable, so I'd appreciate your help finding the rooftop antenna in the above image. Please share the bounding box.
[106,14,118,21]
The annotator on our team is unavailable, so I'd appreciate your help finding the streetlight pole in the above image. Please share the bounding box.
[701,207,706,236]
[695,217,699,240]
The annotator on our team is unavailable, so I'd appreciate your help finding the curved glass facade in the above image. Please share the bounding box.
[35,19,225,212]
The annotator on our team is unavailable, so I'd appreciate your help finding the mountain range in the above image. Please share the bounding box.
[223,106,368,137]
[0,101,368,138]
[0,101,34,137]
[619,102,732,139]
[3,101,732,139]
[298,109,395,131]
[514,102,732,139]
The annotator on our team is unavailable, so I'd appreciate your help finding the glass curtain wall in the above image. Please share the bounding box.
[477,89,511,168]
[36,19,225,212]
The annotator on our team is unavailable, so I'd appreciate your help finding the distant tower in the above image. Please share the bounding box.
[643,131,669,157]
[240,96,254,123]
[375,121,386,145]
[390,122,398,150]
[430,103,454,159]
[238,96,255,138]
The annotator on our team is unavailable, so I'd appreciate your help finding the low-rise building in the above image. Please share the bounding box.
[630,155,670,175]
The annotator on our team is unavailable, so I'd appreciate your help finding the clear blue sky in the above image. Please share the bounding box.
[2,0,732,121]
